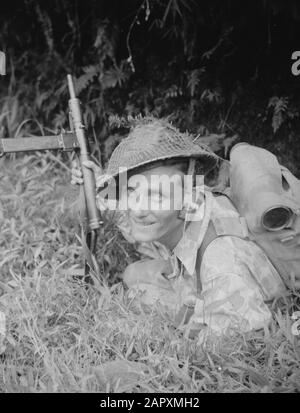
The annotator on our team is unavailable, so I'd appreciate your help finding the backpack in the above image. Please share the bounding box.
[198,143,300,290]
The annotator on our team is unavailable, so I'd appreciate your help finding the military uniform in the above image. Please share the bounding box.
[98,191,286,343]
[95,118,287,343]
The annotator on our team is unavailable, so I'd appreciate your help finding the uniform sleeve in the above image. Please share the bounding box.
[188,237,273,343]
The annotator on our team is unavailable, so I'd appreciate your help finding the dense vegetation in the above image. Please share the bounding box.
[0,0,299,393]
[0,0,300,170]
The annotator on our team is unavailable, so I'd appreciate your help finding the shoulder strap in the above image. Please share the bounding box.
[194,193,249,296]
[195,220,218,295]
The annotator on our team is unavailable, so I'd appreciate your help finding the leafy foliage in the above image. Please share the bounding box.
[0,0,299,171]
[267,96,299,134]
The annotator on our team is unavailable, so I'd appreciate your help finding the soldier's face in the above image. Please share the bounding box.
[122,165,185,247]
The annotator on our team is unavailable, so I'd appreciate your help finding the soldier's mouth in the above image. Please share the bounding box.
[132,220,155,226]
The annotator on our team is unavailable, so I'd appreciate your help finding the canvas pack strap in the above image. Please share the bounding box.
[195,221,218,295]
[193,191,215,296]
[194,194,249,296]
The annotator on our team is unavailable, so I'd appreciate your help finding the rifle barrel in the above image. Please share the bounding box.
[67,74,76,100]
[67,75,101,231]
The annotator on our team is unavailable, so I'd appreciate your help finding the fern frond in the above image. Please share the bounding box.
[187,68,204,97]
[76,66,99,95]
[268,96,289,133]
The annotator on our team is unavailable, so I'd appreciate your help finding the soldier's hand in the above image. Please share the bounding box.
[71,159,102,186]
[71,159,83,185]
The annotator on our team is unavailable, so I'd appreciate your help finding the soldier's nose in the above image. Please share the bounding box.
[128,192,149,213]
[131,207,149,219]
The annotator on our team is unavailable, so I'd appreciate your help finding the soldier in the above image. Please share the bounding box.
[71,118,287,343]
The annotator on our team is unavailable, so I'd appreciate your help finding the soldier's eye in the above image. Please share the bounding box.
[127,186,136,194]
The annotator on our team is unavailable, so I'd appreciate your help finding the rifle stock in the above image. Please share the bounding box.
[0,133,78,154]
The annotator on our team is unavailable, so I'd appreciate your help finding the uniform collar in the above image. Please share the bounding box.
[148,188,208,275]
[172,202,205,275]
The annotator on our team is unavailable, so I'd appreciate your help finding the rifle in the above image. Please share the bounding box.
[0,74,102,282]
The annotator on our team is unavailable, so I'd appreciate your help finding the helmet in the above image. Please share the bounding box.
[97,118,219,191]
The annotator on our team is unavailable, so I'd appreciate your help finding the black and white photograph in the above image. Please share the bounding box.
[0,0,299,395]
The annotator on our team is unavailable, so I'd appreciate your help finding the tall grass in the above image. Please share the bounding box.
[0,154,299,393]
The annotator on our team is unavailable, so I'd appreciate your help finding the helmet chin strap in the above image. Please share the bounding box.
[178,158,196,220]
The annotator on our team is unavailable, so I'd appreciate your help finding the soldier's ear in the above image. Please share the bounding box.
[178,158,196,221]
